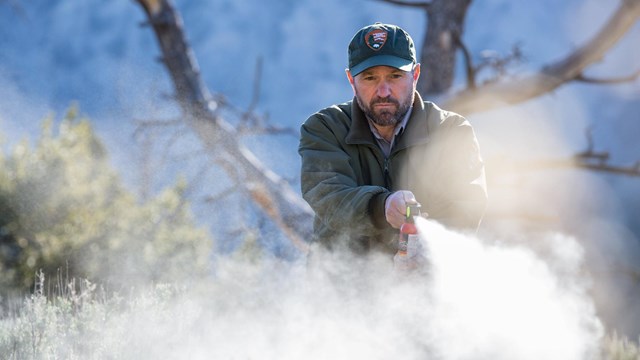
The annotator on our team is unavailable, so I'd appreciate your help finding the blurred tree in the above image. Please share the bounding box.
[136,0,313,255]
[0,107,213,293]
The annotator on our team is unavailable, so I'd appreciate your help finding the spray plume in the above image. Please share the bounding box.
[26,218,603,359]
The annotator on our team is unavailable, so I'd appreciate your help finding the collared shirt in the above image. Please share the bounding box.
[367,107,413,157]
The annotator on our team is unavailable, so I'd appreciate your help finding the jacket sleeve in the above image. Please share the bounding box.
[428,116,488,230]
[298,112,390,238]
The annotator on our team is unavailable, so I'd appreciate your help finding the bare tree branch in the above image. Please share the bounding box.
[452,29,477,89]
[132,118,182,140]
[441,0,640,115]
[134,118,182,128]
[489,136,640,178]
[202,189,237,204]
[487,156,640,179]
[204,58,299,139]
[576,69,640,84]
[236,125,298,137]
[375,0,432,9]
[526,158,640,177]
[570,127,640,176]
[474,45,524,83]
[135,0,313,252]
[488,125,640,177]
[246,182,309,253]
[246,56,263,116]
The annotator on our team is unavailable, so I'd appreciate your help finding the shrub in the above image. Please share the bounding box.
[0,107,213,293]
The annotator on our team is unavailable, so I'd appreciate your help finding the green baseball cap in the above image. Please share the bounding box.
[348,22,417,76]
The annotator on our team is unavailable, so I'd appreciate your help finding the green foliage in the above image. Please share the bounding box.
[0,107,213,293]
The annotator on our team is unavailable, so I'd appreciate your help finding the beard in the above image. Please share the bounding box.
[356,92,413,127]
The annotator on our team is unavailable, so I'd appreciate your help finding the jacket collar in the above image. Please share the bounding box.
[344,97,376,145]
[345,91,430,149]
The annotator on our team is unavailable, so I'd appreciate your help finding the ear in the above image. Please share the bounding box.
[345,69,356,94]
[412,63,421,83]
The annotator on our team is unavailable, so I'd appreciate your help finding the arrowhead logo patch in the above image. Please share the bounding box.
[365,29,388,51]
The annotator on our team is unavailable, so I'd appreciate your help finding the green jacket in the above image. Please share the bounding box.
[299,92,487,254]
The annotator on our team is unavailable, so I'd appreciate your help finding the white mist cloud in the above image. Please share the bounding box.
[67,219,603,360]
[419,218,602,360]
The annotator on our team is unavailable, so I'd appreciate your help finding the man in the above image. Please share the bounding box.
[298,23,487,256]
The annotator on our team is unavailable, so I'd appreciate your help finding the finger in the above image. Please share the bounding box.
[401,190,417,205]
[386,207,403,228]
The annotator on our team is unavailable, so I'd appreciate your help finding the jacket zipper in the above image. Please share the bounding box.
[383,156,392,190]
[368,143,392,190]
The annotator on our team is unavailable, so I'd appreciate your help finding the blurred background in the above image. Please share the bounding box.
[1,0,638,341]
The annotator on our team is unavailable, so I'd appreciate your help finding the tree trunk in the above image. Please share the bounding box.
[136,0,312,253]
[419,0,472,96]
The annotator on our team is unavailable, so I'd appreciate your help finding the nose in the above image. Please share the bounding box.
[376,80,392,98]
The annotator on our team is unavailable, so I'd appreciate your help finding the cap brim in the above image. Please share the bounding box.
[350,55,414,76]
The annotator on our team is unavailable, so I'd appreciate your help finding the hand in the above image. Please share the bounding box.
[384,190,417,229]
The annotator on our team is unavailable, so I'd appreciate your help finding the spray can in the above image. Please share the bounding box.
[393,203,421,271]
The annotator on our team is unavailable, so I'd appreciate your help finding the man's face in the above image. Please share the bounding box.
[349,65,420,128]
